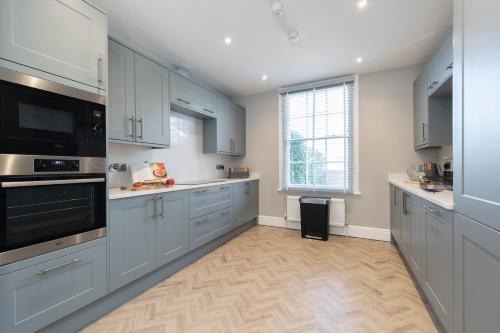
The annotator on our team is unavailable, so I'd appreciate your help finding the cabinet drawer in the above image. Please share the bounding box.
[0,243,107,333]
[190,208,233,249]
[189,185,232,218]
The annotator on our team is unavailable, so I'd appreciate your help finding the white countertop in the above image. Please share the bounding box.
[388,173,454,210]
[108,176,260,200]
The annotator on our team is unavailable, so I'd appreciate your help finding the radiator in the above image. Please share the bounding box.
[286,196,346,227]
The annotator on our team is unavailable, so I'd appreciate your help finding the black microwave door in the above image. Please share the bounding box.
[0,83,90,155]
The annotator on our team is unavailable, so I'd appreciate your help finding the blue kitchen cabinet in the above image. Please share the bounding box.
[407,193,424,283]
[203,97,246,156]
[108,39,136,142]
[109,195,157,292]
[454,213,500,333]
[0,0,107,93]
[135,53,171,147]
[0,242,107,333]
[233,180,259,228]
[189,185,233,219]
[170,72,218,118]
[190,207,234,250]
[157,192,190,266]
[423,202,454,332]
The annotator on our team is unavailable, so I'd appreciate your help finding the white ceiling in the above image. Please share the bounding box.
[93,0,452,97]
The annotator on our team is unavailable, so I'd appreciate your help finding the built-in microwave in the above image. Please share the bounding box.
[0,67,106,157]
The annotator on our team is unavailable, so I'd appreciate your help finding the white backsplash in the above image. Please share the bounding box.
[108,111,244,188]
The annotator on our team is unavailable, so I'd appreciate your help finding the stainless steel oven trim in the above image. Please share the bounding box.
[0,227,106,266]
[1,178,105,188]
[0,67,105,105]
[0,154,106,175]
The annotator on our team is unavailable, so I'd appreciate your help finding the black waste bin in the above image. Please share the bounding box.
[299,196,330,241]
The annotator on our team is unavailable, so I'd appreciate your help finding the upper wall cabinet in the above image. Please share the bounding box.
[135,54,170,146]
[413,32,453,150]
[203,97,246,156]
[108,39,135,141]
[0,0,107,94]
[170,72,218,118]
[108,39,170,147]
[428,34,453,96]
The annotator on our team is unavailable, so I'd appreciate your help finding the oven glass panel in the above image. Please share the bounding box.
[1,181,105,252]
[19,103,75,134]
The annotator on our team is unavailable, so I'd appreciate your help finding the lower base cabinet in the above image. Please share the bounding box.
[190,207,233,249]
[423,202,453,332]
[233,180,259,228]
[0,243,107,333]
[109,192,189,292]
[454,214,500,333]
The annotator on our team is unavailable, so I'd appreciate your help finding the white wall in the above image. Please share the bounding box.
[238,65,440,229]
[108,111,243,188]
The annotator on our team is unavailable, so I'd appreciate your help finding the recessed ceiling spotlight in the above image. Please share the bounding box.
[357,0,368,9]
[288,31,301,43]
[224,36,232,45]
[356,57,363,63]
[261,74,268,81]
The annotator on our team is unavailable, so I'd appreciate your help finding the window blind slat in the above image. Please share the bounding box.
[280,79,355,193]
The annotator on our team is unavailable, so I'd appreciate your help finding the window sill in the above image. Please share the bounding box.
[277,188,362,196]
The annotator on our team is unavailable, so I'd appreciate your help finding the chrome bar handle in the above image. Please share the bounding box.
[149,196,157,221]
[176,98,191,105]
[1,178,106,188]
[37,259,81,275]
[98,55,105,85]
[196,218,209,224]
[446,62,453,70]
[137,118,143,140]
[157,195,164,218]
[204,108,214,114]
[422,122,425,143]
[128,116,136,139]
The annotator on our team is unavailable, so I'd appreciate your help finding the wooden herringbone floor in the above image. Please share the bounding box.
[82,226,437,333]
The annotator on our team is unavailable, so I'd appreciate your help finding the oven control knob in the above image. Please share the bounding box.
[72,161,80,170]
[39,161,47,169]
[93,125,103,134]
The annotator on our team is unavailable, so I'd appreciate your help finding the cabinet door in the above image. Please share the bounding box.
[156,192,189,267]
[423,203,453,332]
[233,181,259,228]
[109,196,157,292]
[135,54,170,146]
[0,0,107,90]
[189,185,233,219]
[216,98,233,153]
[428,33,453,95]
[390,186,402,244]
[108,39,135,141]
[454,213,500,333]
[0,243,107,333]
[453,0,500,232]
[170,72,217,117]
[407,194,424,282]
[190,208,233,250]
[232,105,246,156]
[414,69,429,148]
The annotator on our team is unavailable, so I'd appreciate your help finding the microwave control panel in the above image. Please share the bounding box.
[34,159,80,172]
[91,109,104,137]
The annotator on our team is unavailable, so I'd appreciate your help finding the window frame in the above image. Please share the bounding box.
[278,75,360,194]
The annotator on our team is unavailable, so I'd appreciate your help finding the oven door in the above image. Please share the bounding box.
[0,79,105,157]
[0,174,106,265]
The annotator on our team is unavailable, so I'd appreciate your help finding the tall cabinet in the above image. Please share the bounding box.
[453,0,500,331]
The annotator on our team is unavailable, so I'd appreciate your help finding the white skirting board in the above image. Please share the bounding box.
[257,215,390,242]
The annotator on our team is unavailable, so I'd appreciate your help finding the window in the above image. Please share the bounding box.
[279,76,358,193]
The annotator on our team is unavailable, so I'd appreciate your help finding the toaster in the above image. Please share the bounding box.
[228,167,250,178]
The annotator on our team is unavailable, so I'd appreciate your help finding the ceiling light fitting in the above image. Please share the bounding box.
[261,74,268,81]
[357,0,368,9]
[356,57,363,63]
[288,31,301,43]
[271,1,284,16]
[224,36,232,45]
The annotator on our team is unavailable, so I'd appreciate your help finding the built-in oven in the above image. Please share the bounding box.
[0,67,106,157]
[0,155,107,266]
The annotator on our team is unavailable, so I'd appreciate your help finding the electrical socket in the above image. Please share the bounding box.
[216,164,225,170]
